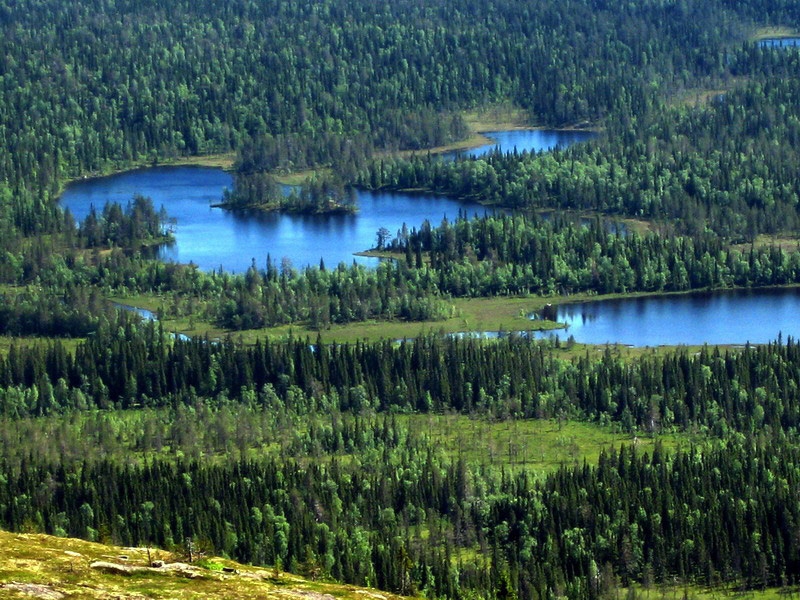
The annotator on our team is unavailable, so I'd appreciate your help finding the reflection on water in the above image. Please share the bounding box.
[537,288,800,346]
[61,168,497,272]
[58,130,596,273]
[759,37,800,48]
[445,129,595,160]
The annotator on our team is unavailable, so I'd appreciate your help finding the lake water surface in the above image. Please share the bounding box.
[447,129,594,159]
[543,287,800,346]
[61,168,502,272]
[59,129,591,272]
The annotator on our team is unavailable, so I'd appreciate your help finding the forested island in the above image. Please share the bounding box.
[218,170,357,215]
[4,0,800,598]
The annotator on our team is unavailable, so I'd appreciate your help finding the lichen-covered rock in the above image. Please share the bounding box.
[89,561,145,576]
[1,582,66,599]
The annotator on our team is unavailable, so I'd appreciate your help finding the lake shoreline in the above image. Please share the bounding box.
[544,284,800,346]
[58,129,594,272]
[106,283,800,348]
[55,116,599,198]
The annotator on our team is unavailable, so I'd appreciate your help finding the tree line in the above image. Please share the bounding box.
[5,318,800,441]
[358,71,800,241]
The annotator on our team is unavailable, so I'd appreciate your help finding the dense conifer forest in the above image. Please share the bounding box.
[4,0,800,598]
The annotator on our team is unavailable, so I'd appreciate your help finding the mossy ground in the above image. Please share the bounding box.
[106,292,570,345]
[0,529,410,600]
[399,414,693,476]
[751,26,800,40]
[158,153,236,170]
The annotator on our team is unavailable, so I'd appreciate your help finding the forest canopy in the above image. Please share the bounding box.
[3,0,800,598]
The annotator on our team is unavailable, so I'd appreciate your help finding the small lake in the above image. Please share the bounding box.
[542,287,800,346]
[446,129,595,159]
[61,167,501,272]
[758,37,800,48]
[59,129,592,272]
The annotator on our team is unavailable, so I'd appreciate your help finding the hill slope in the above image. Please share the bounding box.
[0,530,408,600]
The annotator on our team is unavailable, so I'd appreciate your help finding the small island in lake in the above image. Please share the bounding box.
[215,170,357,215]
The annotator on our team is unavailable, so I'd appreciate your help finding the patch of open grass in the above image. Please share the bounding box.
[620,582,800,600]
[732,234,800,252]
[462,103,532,132]
[0,335,84,356]
[399,414,695,477]
[274,167,333,186]
[160,153,235,170]
[0,284,23,295]
[752,26,800,40]
[668,86,733,108]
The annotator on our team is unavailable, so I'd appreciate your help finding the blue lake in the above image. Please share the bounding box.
[542,287,800,346]
[446,129,595,159]
[59,129,592,272]
[58,129,800,347]
[61,167,501,272]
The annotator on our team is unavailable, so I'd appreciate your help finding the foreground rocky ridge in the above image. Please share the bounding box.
[0,529,409,600]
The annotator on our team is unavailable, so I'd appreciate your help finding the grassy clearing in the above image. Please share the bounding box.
[159,153,236,170]
[274,167,333,186]
[462,103,532,132]
[732,233,800,252]
[106,287,782,350]
[0,529,410,600]
[752,26,800,40]
[619,215,654,235]
[401,414,694,476]
[620,583,800,600]
[0,336,83,356]
[668,86,731,108]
